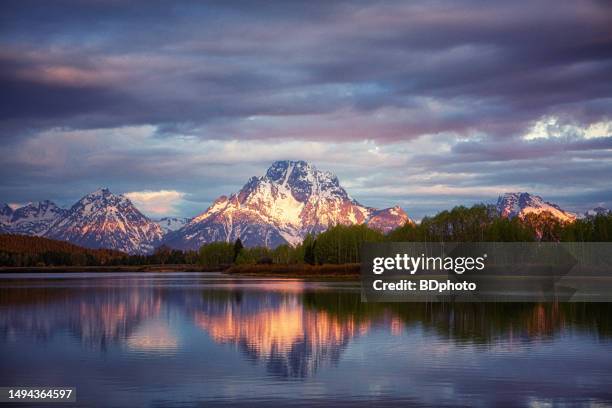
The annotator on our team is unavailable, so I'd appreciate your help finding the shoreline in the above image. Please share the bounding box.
[0,264,223,273]
[0,263,361,279]
[225,263,360,279]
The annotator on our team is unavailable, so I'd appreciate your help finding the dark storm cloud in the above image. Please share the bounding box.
[2,0,610,138]
[1,0,611,216]
[0,62,131,125]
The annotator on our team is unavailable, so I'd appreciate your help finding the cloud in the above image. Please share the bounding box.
[124,190,186,217]
[1,0,611,141]
[1,0,611,218]
[524,116,612,140]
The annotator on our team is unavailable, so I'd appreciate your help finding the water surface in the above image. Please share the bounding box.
[1,272,612,407]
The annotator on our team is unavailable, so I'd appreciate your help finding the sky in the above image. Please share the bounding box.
[1,0,611,220]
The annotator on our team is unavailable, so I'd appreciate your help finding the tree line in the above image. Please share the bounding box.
[0,234,125,267]
[199,205,612,266]
[0,235,198,267]
[2,205,611,267]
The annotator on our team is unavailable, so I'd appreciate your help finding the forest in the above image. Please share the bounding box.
[0,234,197,267]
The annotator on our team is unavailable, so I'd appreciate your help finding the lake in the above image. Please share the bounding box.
[1,272,612,407]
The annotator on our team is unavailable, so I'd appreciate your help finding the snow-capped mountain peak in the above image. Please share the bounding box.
[164,161,412,249]
[263,160,348,203]
[583,207,610,218]
[1,200,67,236]
[75,188,131,215]
[0,203,14,233]
[496,192,576,222]
[367,206,411,234]
[0,203,13,219]
[45,188,163,254]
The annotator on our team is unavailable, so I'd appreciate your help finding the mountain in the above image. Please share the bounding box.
[582,207,610,218]
[366,206,411,234]
[164,160,411,249]
[0,200,67,236]
[0,204,12,233]
[0,203,12,219]
[496,192,576,223]
[155,217,191,234]
[45,188,164,254]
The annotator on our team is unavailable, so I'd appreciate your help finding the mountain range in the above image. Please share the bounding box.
[0,161,606,254]
[0,200,67,236]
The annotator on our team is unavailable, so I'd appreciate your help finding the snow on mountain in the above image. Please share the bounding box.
[45,188,164,254]
[367,206,411,234]
[0,203,12,219]
[164,160,412,249]
[155,217,191,234]
[583,207,610,218]
[496,192,576,223]
[1,200,67,236]
[0,203,13,233]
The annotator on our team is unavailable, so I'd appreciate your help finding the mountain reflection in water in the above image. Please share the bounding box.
[1,273,612,407]
[195,294,371,378]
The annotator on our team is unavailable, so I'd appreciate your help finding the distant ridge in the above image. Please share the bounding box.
[0,200,67,236]
[582,207,610,218]
[496,192,576,223]
[155,217,191,234]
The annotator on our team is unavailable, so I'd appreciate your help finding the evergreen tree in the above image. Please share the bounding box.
[233,238,244,262]
[303,234,317,265]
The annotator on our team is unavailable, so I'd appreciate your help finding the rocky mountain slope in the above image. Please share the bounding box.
[582,207,610,218]
[496,192,576,222]
[0,204,14,233]
[45,189,163,254]
[0,200,67,236]
[164,160,411,249]
[155,217,191,234]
